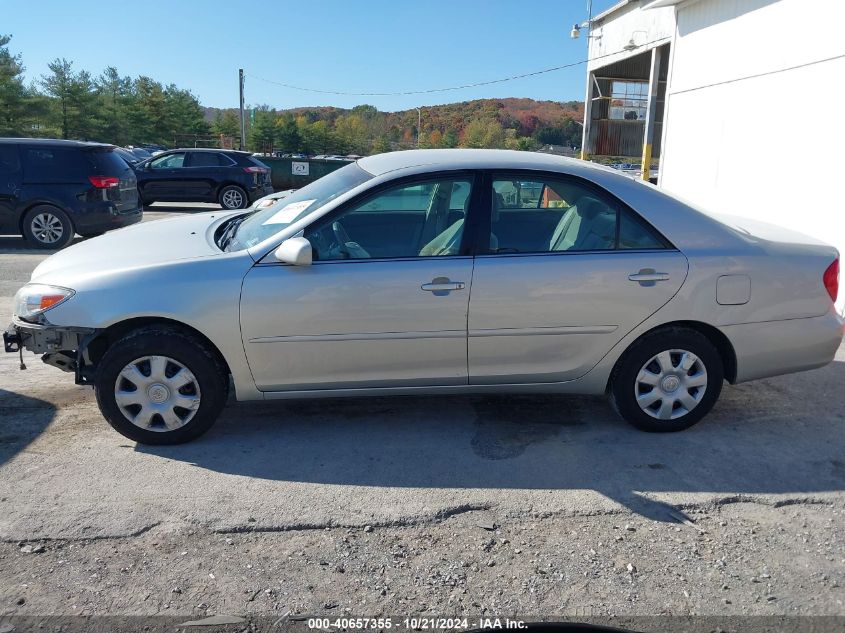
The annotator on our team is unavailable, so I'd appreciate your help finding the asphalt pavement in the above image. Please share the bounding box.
[0,204,843,619]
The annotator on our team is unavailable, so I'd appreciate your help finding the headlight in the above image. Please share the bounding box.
[13,284,75,322]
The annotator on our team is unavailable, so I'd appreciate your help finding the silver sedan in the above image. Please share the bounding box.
[5,150,842,444]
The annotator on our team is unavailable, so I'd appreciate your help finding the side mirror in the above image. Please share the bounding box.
[275,237,312,266]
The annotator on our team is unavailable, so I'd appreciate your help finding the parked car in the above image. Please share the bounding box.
[114,147,142,166]
[134,148,273,210]
[4,149,841,444]
[0,138,141,249]
[127,147,152,161]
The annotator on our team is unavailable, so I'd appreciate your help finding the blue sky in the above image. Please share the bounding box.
[3,0,617,112]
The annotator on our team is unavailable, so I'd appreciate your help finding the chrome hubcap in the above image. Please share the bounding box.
[634,349,708,420]
[31,213,64,244]
[114,355,201,432]
[222,189,244,209]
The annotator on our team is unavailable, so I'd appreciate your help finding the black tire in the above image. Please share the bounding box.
[218,185,248,210]
[22,205,74,249]
[609,326,723,432]
[94,326,229,444]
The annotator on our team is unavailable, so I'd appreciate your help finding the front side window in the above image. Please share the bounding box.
[489,176,666,254]
[150,153,186,169]
[306,177,473,261]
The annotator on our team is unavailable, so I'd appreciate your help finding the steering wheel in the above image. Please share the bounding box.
[331,221,370,259]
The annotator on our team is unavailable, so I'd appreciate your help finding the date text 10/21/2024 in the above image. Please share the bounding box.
[306,617,528,630]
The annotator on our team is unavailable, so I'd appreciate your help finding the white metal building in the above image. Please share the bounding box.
[581,0,845,311]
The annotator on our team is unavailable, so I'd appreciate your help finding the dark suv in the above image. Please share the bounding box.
[134,149,273,209]
[0,139,141,249]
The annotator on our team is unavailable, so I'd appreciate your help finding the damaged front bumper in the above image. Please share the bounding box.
[5,321,97,383]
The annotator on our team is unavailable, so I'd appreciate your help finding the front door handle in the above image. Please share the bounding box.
[628,269,670,285]
[421,277,465,295]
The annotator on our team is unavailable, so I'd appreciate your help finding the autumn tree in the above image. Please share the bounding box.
[461,119,505,149]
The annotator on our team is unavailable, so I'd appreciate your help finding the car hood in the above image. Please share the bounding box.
[31,211,232,283]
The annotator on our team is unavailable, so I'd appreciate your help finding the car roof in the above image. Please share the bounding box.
[357,149,618,178]
[162,148,250,154]
[0,138,115,150]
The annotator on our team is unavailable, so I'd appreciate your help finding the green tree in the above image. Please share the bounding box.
[441,129,459,148]
[96,67,132,145]
[212,110,240,138]
[300,118,333,154]
[371,136,391,154]
[248,105,277,152]
[461,119,505,149]
[40,59,101,140]
[0,35,29,136]
[334,114,368,154]
[164,85,209,144]
[129,76,167,143]
[275,114,301,152]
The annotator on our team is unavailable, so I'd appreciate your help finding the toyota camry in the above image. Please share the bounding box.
[4,150,842,444]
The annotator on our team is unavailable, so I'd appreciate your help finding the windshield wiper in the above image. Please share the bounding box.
[218,214,249,251]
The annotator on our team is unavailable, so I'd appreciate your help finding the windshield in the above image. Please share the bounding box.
[225,162,373,251]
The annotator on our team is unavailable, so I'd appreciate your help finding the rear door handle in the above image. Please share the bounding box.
[421,277,465,295]
[628,269,670,285]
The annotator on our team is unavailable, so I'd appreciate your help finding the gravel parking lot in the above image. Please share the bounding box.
[0,205,843,629]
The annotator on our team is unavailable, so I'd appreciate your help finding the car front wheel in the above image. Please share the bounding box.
[218,185,248,210]
[610,327,723,432]
[94,326,229,444]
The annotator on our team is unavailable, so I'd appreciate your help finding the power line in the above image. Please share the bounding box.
[244,38,671,97]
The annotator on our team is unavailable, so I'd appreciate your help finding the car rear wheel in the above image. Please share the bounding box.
[218,185,247,210]
[610,327,723,432]
[22,205,74,249]
[94,326,229,444]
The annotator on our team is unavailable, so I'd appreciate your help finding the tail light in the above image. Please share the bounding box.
[823,258,839,303]
[243,166,268,174]
[89,175,120,188]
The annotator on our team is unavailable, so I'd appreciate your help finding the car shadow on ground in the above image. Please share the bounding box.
[0,389,57,468]
[137,360,845,522]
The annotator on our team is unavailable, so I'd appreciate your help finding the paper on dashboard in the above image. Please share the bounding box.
[262,200,316,225]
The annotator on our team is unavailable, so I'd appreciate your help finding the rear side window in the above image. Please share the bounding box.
[0,146,21,175]
[22,147,91,183]
[488,175,668,253]
[188,152,230,167]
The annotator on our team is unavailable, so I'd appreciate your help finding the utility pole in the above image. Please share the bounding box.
[415,107,422,147]
[238,69,246,151]
[579,0,594,161]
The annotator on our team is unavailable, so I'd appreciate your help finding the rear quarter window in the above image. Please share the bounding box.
[89,150,132,175]
[248,156,270,169]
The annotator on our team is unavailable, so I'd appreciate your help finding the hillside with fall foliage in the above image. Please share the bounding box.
[205,98,584,155]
